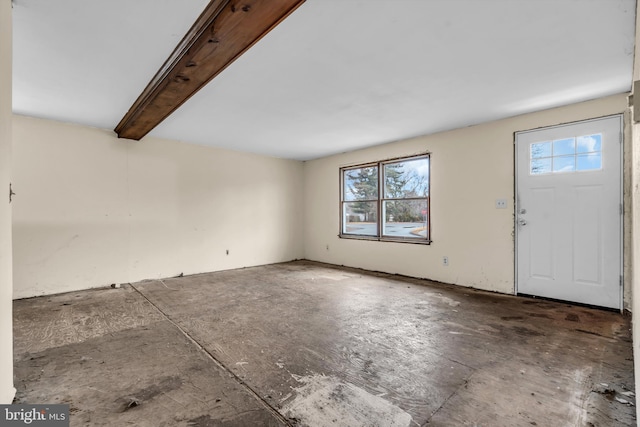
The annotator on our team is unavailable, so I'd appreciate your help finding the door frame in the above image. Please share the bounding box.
[514,114,624,309]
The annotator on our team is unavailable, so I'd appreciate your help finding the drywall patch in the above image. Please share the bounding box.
[282,374,412,427]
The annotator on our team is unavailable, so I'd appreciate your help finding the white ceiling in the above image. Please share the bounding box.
[12,0,637,161]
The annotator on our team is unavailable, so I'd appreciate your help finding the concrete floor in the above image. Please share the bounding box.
[13,261,636,426]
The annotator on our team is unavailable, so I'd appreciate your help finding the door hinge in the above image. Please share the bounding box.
[9,183,14,203]
[620,203,624,215]
[620,131,623,144]
[620,275,624,287]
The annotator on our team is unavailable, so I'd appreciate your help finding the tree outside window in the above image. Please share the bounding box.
[341,154,430,243]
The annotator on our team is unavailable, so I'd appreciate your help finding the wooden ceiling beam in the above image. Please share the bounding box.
[115,0,305,140]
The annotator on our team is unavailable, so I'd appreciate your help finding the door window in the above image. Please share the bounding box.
[530,134,602,175]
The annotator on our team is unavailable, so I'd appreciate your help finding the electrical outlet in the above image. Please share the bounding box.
[443,256,449,266]
[495,199,508,209]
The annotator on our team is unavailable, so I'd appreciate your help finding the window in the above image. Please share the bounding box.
[340,154,430,243]
[530,134,602,175]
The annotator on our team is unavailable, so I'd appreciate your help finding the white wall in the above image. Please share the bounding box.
[630,0,640,421]
[632,102,640,425]
[12,116,304,298]
[0,0,15,404]
[304,94,628,296]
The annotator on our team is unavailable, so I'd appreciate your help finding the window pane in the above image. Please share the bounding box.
[553,138,575,156]
[343,201,378,236]
[531,158,552,175]
[553,155,575,172]
[577,153,602,171]
[343,167,378,201]
[531,142,551,159]
[383,157,429,199]
[576,134,601,154]
[382,200,428,238]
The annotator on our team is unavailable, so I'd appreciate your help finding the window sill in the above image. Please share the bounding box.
[338,234,432,245]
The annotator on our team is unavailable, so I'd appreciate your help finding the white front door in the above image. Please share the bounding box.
[515,115,622,309]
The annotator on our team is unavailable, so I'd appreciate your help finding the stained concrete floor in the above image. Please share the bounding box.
[13,261,636,426]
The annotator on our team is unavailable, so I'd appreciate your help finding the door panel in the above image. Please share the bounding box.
[516,115,622,309]
[529,187,555,280]
[573,185,602,284]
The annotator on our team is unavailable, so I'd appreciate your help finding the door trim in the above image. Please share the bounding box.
[514,114,624,309]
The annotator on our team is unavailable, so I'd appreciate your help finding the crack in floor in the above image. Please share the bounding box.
[130,283,292,426]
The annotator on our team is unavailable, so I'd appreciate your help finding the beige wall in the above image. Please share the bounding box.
[0,0,14,403]
[304,94,628,298]
[12,116,304,298]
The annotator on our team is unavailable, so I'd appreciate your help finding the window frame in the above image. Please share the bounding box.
[339,153,431,245]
